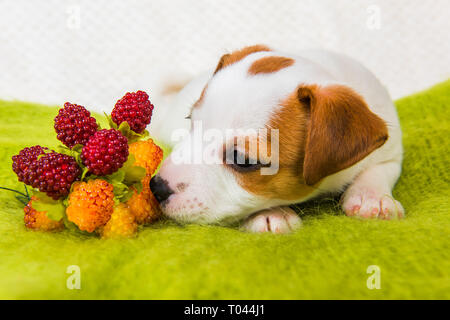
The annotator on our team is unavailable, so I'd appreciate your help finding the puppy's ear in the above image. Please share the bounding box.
[299,84,388,185]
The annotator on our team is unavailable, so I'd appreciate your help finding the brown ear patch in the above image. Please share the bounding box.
[213,45,271,75]
[301,84,389,185]
[248,56,294,75]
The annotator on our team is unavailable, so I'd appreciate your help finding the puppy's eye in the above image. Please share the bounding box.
[229,150,261,172]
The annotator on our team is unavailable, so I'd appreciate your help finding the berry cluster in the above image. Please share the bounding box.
[112,90,154,133]
[12,146,81,200]
[12,145,49,182]
[9,90,163,237]
[25,152,82,200]
[54,103,98,148]
[81,129,129,176]
[66,179,115,232]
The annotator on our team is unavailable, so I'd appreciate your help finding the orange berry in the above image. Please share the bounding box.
[24,196,64,231]
[66,179,115,232]
[128,138,163,176]
[127,175,161,225]
[100,204,138,239]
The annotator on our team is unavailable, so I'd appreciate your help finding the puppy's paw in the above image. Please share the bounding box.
[241,207,302,233]
[342,188,404,220]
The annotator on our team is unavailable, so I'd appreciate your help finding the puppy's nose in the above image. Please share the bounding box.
[150,175,174,203]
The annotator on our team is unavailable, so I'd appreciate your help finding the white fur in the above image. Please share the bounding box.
[151,48,404,231]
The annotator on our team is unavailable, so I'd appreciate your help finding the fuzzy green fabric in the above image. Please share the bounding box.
[0,81,449,300]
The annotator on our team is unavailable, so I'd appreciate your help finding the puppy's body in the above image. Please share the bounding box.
[150,46,404,232]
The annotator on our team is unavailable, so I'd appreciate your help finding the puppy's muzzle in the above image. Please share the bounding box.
[150,175,174,204]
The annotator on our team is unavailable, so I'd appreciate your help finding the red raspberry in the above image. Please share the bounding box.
[12,146,51,183]
[24,152,81,200]
[54,102,98,148]
[81,129,129,176]
[111,90,154,133]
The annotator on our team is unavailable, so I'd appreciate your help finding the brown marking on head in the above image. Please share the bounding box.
[225,84,388,200]
[213,45,271,75]
[193,45,271,110]
[193,84,208,109]
[248,56,294,75]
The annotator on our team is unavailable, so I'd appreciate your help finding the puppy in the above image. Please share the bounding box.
[149,45,404,233]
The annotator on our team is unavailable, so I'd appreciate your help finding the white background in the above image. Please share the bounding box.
[0,0,449,113]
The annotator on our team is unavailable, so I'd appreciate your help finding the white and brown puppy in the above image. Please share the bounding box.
[149,45,404,233]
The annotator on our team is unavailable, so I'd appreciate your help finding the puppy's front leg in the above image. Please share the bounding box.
[341,160,405,219]
[241,207,302,233]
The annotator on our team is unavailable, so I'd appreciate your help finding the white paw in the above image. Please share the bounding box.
[241,207,302,233]
[342,188,404,220]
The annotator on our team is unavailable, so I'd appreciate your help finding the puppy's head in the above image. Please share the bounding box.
[151,45,388,224]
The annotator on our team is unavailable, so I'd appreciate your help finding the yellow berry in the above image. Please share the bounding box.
[100,204,137,239]
[24,196,64,231]
[66,179,115,232]
[128,138,163,176]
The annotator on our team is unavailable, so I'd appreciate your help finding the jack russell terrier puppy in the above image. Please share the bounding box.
[149,45,404,233]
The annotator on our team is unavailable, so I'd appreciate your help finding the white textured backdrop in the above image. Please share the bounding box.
[0,0,449,113]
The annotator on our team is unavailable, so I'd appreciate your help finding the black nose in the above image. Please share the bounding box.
[150,175,174,203]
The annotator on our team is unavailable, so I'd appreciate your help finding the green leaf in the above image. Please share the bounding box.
[124,166,146,185]
[133,180,143,194]
[57,144,85,169]
[80,167,90,181]
[116,121,149,143]
[108,170,126,184]
[118,188,134,203]
[56,145,72,156]
[72,144,84,153]
[123,154,136,169]
[32,198,66,221]
[104,112,117,130]
[111,181,128,197]
[121,154,146,186]
[31,190,57,203]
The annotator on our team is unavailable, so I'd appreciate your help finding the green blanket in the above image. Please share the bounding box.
[0,81,449,299]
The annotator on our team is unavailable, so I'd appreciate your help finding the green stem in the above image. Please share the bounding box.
[0,186,28,197]
[24,185,30,199]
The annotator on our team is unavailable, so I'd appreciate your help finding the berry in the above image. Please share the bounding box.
[99,204,138,239]
[127,175,161,224]
[24,196,64,231]
[81,129,129,176]
[24,152,81,200]
[12,145,50,183]
[66,179,115,232]
[54,103,98,148]
[128,138,163,176]
[111,90,154,133]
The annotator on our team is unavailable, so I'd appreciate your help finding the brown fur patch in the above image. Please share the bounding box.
[213,45,271,75]
[248,56,294,75]
[299,84,388,185]
[228,91,316,201]
[226,84,388,200]
[192,84,208,109]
